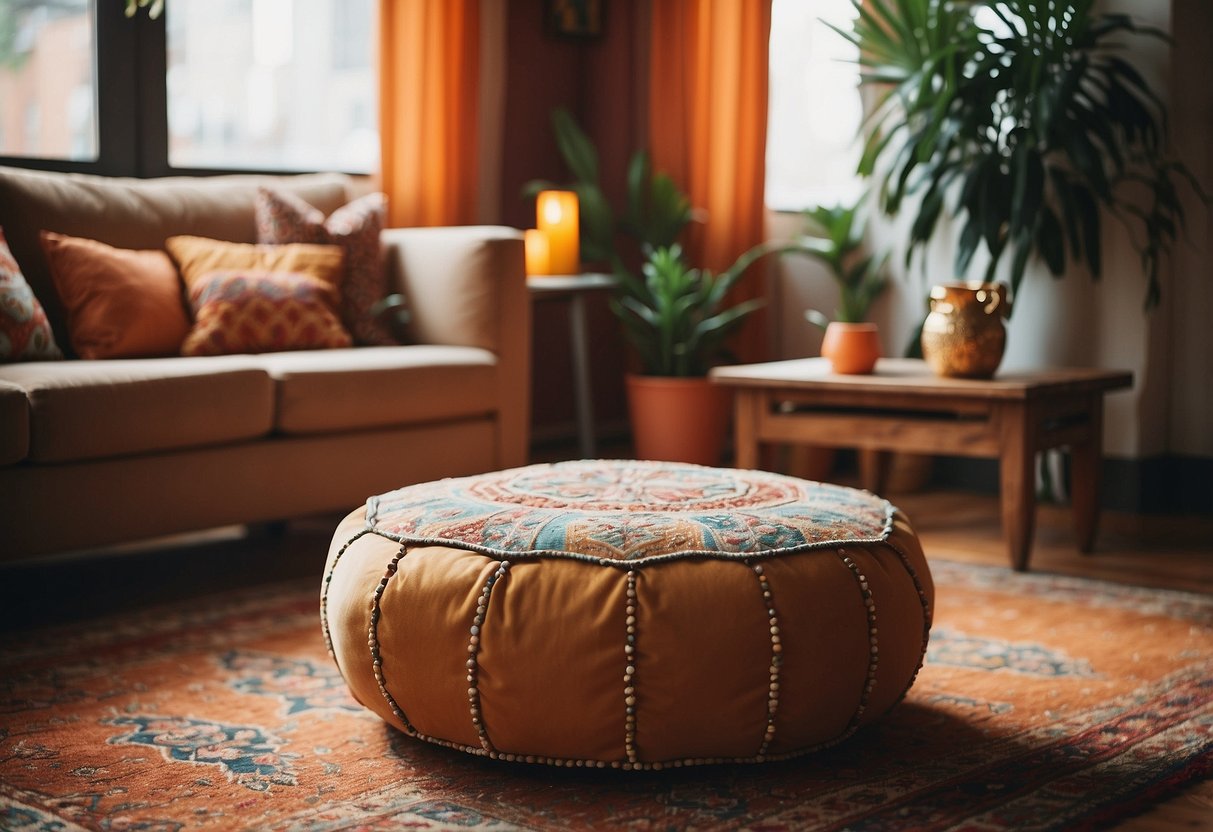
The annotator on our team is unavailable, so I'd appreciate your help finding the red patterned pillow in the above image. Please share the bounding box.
[255,187,393,346]
[181,270,353,357]
[0,228,62,362]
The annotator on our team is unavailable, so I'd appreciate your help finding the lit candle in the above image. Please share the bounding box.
[536,190,580,275]
[524,229,551,276]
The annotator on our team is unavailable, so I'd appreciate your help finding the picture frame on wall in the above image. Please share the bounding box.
[545,0,604,39]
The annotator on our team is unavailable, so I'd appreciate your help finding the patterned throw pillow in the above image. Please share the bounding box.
[0,228,62,361]
[181,270,353,357]
[165,236,345,291]
[255,187,394,346]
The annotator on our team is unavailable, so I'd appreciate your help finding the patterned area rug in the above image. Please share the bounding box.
[1,560,1209,831]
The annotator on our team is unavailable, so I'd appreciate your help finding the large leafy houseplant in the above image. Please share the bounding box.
[839,0,1205,308]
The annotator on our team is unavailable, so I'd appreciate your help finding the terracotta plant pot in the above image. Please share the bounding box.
[626,374,731,466]
[821,322,881,375]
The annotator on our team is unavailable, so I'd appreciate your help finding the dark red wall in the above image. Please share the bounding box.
[501,1,644,445]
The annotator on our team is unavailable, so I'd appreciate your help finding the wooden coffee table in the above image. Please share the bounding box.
[709,358,1133,571]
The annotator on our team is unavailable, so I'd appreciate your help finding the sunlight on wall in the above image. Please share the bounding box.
[765,0,862,212]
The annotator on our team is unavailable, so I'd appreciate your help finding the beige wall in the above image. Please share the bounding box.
[1167,0,1213,456]
[768,0,1210,460]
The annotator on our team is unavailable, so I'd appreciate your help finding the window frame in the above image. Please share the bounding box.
[0,0,367,178]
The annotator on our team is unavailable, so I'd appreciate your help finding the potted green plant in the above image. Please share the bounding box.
[611,244,769,465]
[836,0,1206,359]
[795,201,888,374]
[528,110,771,463]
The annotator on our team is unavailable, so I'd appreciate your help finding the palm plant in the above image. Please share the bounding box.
[836,0,1206,309]
[611,244,769,377]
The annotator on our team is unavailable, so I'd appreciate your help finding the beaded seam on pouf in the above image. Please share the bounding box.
[322,460,934,770]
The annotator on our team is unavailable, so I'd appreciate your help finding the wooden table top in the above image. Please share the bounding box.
[708,358,1133,401]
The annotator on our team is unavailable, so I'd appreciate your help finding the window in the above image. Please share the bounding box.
[0,0,97,161]
[166,0,377,173]
[0,0,376,176]
[765,0,863,211]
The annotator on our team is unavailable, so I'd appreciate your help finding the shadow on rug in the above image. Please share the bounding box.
[1,560,1209,831]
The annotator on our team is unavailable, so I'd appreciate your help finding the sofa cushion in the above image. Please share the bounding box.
[0,166,352,350]
[0,356,275,463]
[41,232,190,360]
[0,380,29,465]
[253,346,497,435]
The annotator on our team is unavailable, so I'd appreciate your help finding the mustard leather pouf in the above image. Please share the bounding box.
[322,460,933,770]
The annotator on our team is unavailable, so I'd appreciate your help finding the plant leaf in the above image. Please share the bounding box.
[551,109,599,184]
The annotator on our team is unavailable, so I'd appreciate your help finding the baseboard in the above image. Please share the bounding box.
[932,453,1213,515]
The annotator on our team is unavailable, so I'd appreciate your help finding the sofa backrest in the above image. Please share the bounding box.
[0,166,353,349]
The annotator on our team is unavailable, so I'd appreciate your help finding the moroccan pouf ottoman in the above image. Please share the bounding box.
[322,460,933,770]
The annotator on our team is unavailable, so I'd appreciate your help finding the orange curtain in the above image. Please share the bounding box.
[378,0,481,227]
[649,0,773,362]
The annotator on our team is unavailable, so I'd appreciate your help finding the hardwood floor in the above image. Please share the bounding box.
[1,485,1209,830]
[895,489,1213,594]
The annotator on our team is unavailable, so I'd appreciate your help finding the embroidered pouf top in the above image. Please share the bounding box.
[323,460,934,770]
[367,460,893,562]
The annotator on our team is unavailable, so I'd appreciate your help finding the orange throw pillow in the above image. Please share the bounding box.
[165,236,345,292]
[181,270,353,356]
[40,232,190,360]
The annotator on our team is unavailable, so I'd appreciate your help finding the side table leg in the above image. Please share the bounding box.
[1070,393,1103,553]
[999,401,1038,571]
[734,390,760,470]
[568,294,596,459]
[858,449,892,494]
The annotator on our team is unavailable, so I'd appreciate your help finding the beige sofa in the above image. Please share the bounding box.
[0,166,530,561]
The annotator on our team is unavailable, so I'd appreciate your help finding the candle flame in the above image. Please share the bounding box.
[542,198,564,224]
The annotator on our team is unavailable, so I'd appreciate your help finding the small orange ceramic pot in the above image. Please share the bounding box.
[821,322,881,375]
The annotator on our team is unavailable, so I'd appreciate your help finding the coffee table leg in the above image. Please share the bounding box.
[568,294,597,458]
[734,390,760,469]
[999,401,1037,571]
[1070,393,1103,553]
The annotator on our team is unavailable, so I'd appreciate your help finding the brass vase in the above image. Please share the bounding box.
[921,282,1010,378]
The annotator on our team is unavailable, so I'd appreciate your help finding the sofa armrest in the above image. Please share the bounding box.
[0,380,29,466]
[379,226,531,468]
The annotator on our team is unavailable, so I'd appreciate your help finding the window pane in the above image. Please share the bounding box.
[166,0,377,172]
[765,0,862,211]
[0,0,98,161]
